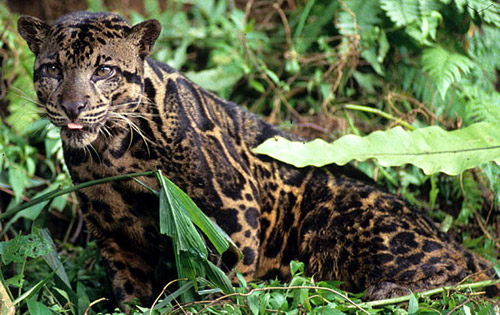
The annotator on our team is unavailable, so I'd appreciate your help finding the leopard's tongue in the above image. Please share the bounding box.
[67,123,84,130]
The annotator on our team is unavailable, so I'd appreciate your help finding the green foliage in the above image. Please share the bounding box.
[137,261,499,314]
[1,170,233,313]
[2,0,500,313]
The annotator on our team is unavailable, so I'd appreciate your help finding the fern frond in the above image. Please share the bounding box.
[419,0,443,15]
[457,171,482,225]
[463,0,500,27]
[469,25,500,72]
[380,0,420,27]
[460,86,500,124]
[392,64,454,115]
[480,162,500,208]
[336,0,382,35]
[421,46,474,99]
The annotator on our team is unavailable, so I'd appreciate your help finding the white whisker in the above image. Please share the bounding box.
[7,87,41,107]
[108,112,154,156]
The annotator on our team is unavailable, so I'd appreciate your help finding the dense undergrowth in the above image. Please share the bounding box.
[1,0,500,314]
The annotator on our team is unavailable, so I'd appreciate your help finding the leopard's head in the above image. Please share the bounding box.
[18,12,161,148]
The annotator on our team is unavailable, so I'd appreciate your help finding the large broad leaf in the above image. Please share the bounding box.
[253,122,500,175]
[1,185,61,236]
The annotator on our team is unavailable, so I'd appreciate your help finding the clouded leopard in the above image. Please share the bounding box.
[18,11,498,310]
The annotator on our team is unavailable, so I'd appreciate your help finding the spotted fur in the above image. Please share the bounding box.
[18,11,498,309]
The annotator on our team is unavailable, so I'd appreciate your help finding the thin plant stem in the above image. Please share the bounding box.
[0,171,157,221]
[343,104,415,131]
[17,257,27,299]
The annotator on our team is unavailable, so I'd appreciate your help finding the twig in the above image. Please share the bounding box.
[84,297,107,315]
[445,298,471,315]
[150,278,188,315]
[272,3,293,52]
[295,122,329,134]
[69,207,84,244]
[350,279,500,309]
[0,186,31,202]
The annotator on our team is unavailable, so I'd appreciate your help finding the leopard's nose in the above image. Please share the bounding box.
[61,101,87,120]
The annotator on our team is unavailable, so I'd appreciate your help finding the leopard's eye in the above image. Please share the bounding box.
[44,64,62,78]
[93,65,114,80]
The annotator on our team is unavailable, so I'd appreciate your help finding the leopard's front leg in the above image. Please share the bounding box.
[97,237,156,309]
[208,191,262,281]
[78,188,162,310]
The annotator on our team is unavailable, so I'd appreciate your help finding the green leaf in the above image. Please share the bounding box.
[152,282,194,310]
[158,173,230,254]
[294,1,339,53]
[156,171,234,299]
[419,0,443,15]
[290,261,304,276]
[13,271,56,306]
[186,65,243,93]
[76,282,91,315]
[249,79,265,93]
[259,292,271,314]
[422,46,474,99]
[158,174,207,257]
[247,291,261,315]
[264,68,281,86]
[204,260,234,294]
[464,0,500,27]
[2,185,61,234]
[293,0,316,39]
[8,165,28,202]
[0,233,51,265]
[26,299,53,315]
[36,228,71,288]
[253,122,500,175]
[380,0,420,27]
[408,291,419,314]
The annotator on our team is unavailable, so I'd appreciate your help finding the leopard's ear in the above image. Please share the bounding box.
[17,15,50,55]
[127,19,161,59]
